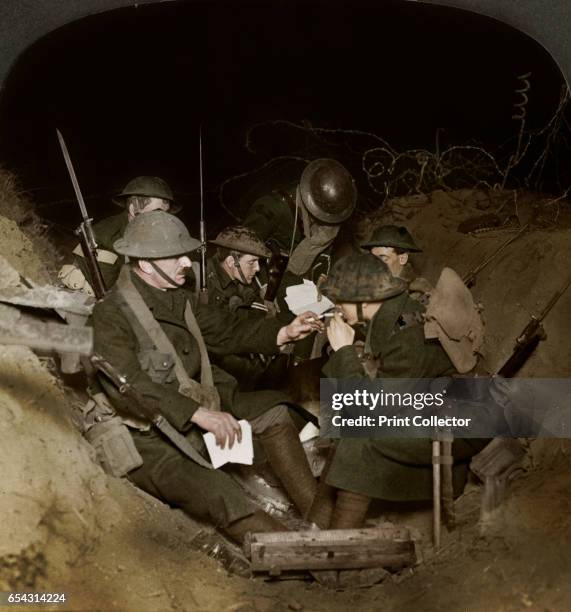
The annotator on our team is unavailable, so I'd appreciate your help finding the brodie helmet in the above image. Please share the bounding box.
[113,211,201,259]
[321,252,406,302]
[114,176,180,213]
[299,159,356,224]
[361,225,422,252]
[210,226,271,258]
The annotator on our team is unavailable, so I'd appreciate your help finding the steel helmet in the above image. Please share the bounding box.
[114,176,180,213]
[321,253,406,302]
[299,159,356,224]
[210,226,271,258]
[361,225,422,252]
[113,211,201,259]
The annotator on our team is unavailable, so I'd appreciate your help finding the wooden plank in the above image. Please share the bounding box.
[0,305,93,355]
[0,286,94,316]
[248,527,418,572]
[249,524,411,544]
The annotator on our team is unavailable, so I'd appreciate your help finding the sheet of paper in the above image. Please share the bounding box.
[299,421,320,442]
[284,280,335,316]
[203,419,254,469]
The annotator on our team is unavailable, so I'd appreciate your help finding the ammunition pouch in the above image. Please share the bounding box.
[84,416,143,477]
[137,349,177,385]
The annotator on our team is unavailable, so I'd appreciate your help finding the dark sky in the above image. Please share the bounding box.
[0,0,566,234]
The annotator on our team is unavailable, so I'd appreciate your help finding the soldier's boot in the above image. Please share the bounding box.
[225,510,288,544]
[312,491,382,589]
[259,422,318,520]
[330,490,372,529]
[191,511,286,578]
[306,443,337,529]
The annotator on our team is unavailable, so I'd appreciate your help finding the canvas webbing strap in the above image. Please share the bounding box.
[117,266,220,410]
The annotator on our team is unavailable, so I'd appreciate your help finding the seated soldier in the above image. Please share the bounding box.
[361,224,432,300]
[207,225,270,314]
[59,176,175,294]
[312,253,487,529]
[206,226,274,390]
[91,211,332,549]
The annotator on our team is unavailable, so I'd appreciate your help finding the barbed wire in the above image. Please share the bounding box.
[215,80,571,219]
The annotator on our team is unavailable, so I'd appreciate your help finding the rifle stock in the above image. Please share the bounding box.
[495,275,570,376]
[497,333,541,378]
[91,354,213,469]
[77,223,106,300]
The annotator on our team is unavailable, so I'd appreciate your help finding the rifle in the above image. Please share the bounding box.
[198,127,209,305]
[264,239,289,302]
[56,129,107,300]
[497,275,571,377]
[91,354,213,469]
[462,223,528,288]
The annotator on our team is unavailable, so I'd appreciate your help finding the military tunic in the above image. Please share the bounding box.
[244,188,334,364]
[323,291,487,501]
[243,188,334,299]
[206,255,269,390]
[92,271,291,526]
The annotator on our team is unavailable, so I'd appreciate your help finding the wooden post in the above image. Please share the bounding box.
[432,440,441,549]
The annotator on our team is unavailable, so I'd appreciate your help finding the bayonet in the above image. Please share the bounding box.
[56,129,107,299]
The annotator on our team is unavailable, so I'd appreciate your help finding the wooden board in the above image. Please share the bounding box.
[246,525,419,573]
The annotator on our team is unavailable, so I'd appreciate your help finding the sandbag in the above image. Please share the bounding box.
[424,267,484,373]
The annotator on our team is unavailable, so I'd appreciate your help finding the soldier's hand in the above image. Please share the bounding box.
[277,311,324,345]
[191,407,242,449]
[327,312,355,351]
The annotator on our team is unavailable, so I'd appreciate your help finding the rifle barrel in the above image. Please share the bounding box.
[462,223,528,286]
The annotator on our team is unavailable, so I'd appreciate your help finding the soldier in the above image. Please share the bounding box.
[361,224,432,298]
[58,176,175,294]
[206,226,275,390]
[243,158,356,308]
[244,159,356,363]
[91,211,331,548]
[316,253,486,529]
[207,225,270,314]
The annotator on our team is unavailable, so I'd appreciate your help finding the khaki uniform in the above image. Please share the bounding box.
[206,255,268,390]
[323,291,486,501]
[91,271,293,526]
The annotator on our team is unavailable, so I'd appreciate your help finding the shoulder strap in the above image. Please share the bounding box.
[116,266,220,410]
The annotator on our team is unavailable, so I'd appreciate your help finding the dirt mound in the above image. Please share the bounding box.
[0,166,61,283]
[0,345,120,591]
[359,188,571,375]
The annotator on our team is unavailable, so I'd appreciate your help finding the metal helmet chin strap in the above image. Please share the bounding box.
[231,254,249,285]
[356,302,366,325]
[149,260,179,288]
